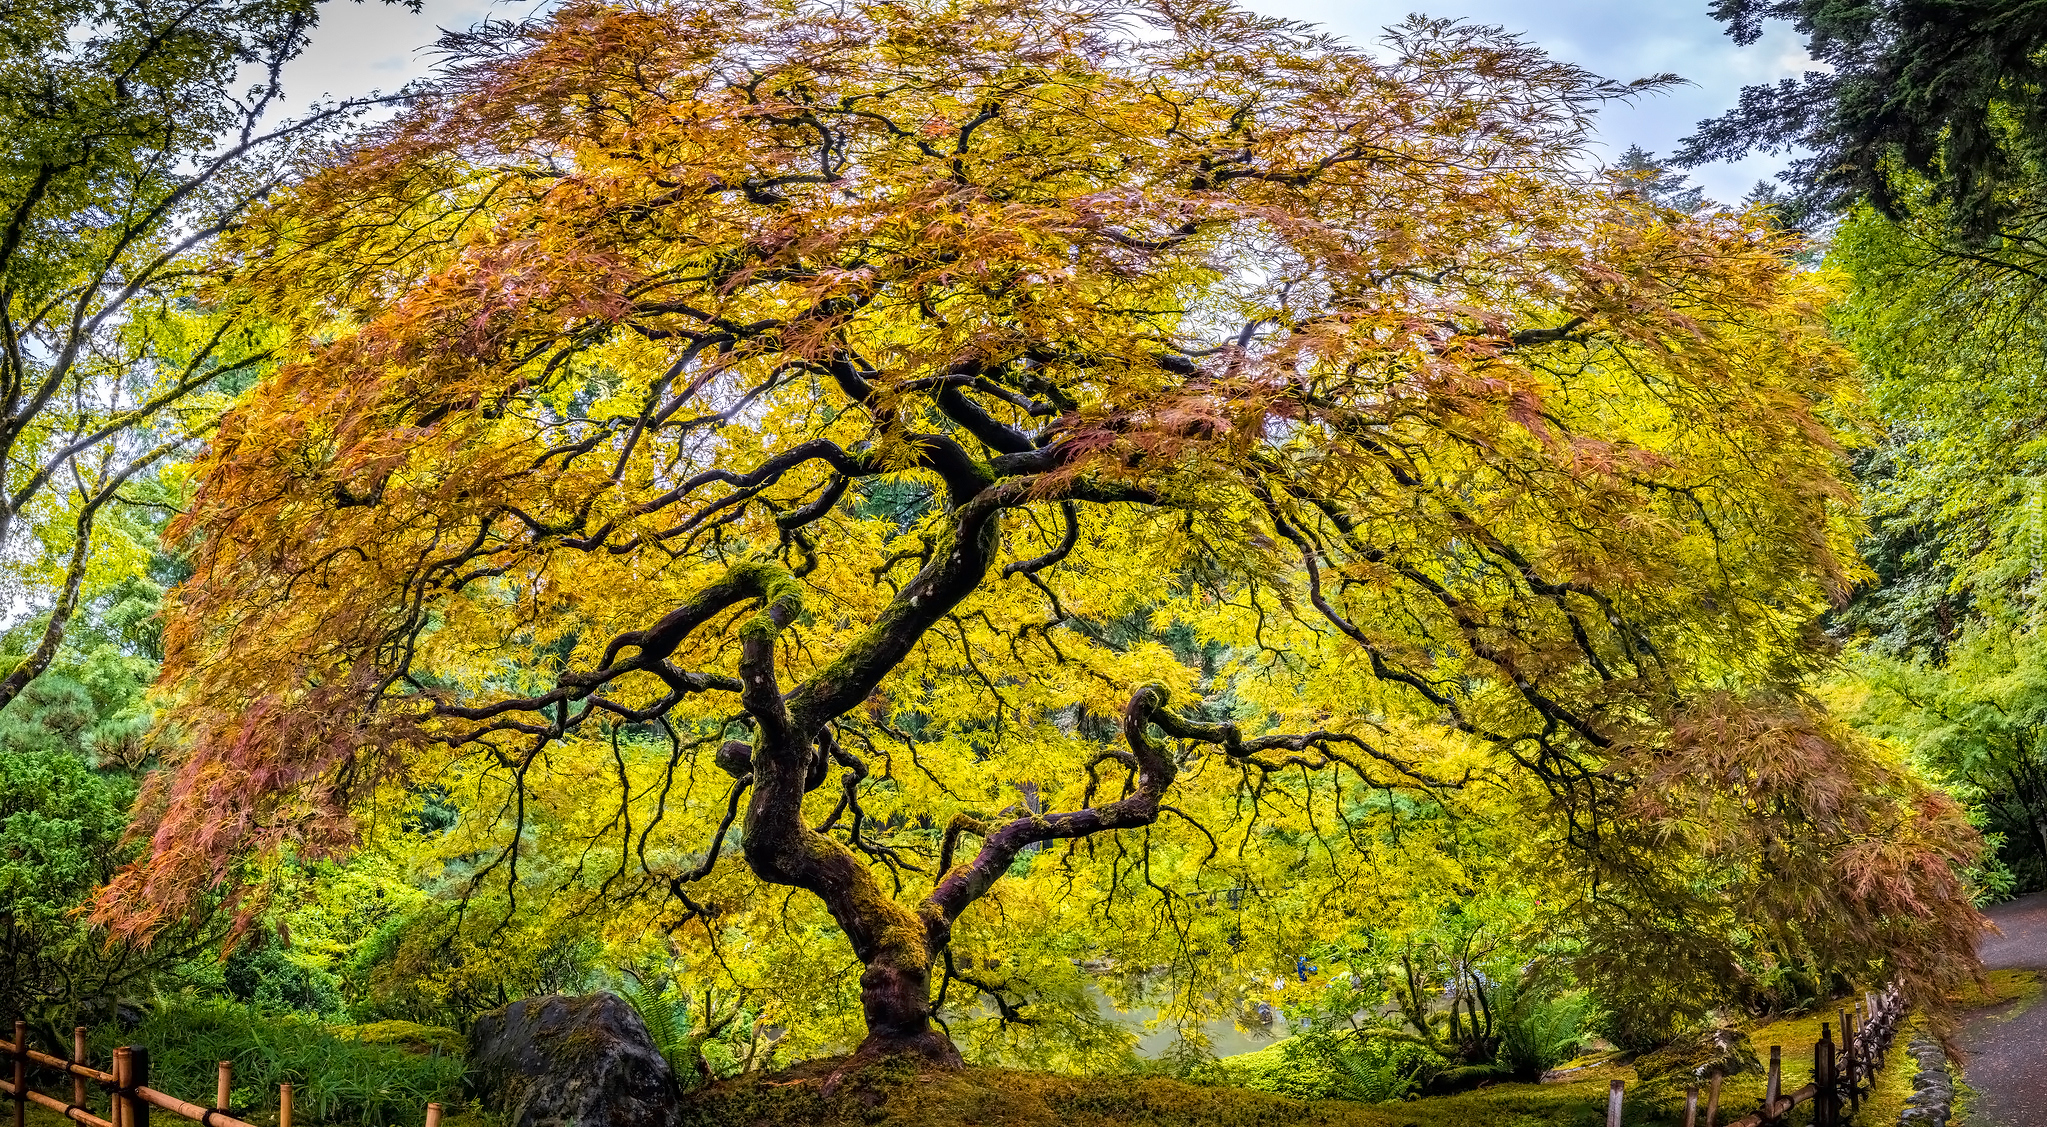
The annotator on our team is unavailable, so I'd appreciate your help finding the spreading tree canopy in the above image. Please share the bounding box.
[104,0,1983,1061]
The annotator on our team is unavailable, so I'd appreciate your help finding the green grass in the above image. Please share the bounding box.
[95,1003,463,1127]
[0,1003,467,1127]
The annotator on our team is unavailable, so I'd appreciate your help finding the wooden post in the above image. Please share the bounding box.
[112,1046,130,1127]
[1842,1009,1860,1108]
[217,1061,232,1110]
[279,1082,293,1127]
[424,1103,442,1127]
[128,1047,149,1127]
[1815,1023,1837,1127]
[12,1020,25,1127]
[1606,1079,1624,1127]
[73,1027,87,1113]
[1684,1085,1699,1127]
[1765,1044,1782,1114]
[1705,1072,1723,1127]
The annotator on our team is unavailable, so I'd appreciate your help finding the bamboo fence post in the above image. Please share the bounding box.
[113,1046,131,1127]
[424,1103,442,1127]
[128,1047,149,1127]
[1684,1085,1699,1127]
[13,1020,26,1127]
[216,1062,232,1111]
[73,1027,87,1113]
[1815,1023,1837,1127]
[1764,1044,1782,1114]
[1606,1079,1624,1127]
[279,1083,292,1127]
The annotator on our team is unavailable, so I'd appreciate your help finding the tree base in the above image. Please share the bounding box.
[820,1029,963,1095]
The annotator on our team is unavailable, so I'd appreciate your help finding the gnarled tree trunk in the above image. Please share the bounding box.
[852,940,959,1064]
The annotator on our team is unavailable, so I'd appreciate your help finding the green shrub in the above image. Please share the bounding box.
[224,938,344,1017]
[93,1000,462,1127]
[1492,981,1593,1079]
[1286,1031,1447,1102]
[619,983,782,1085]
[1193,1029,1446,1102]
[619,983,696,1082]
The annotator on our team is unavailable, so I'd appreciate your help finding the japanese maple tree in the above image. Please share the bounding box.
[105,0,1982,1062]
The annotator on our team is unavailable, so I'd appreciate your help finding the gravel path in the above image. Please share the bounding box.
[1960,891,2047,1125]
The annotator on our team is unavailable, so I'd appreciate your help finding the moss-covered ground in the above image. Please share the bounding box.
[0,991,1945,1127]
[680,997,1928,1127]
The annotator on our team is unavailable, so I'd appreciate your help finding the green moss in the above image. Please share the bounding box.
[331,1021,464,1056]
[679,1062,1404,1127]
[1949,967,2042,1014]
[731,562,804,642]
[680,1059,1693,1127]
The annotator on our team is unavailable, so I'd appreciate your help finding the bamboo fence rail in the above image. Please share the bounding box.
[1602,984,1908,1127]
[0,1026,443,1127]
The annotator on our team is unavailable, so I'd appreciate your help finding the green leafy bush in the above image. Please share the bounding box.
[224,937,344,1017]
[93,1001,461,1127]
[620,982,780,1086]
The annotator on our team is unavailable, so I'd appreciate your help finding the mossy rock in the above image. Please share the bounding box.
[332,1020,465,1056]
[1633,1027,1762,1095]
[469,992,681,1127]
[1421,1063,1513,1095]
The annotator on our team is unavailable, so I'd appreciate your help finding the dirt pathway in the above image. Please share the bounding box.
[1961,891,2047,1125]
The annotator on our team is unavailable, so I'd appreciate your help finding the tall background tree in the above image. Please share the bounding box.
[0,0,418,704]
[1685,0,2047,894]
[0,0,437,1038]
[1678,0,2047,236]
[101,0,1983,1065]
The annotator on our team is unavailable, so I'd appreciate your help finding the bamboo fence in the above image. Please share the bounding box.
[1602,984,1908,1127]
[0,1025,443,1127]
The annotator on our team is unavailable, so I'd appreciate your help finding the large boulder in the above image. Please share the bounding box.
[468,992,683,1127]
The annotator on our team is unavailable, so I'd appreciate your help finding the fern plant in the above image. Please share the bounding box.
[1492,980,1593,1079]
[619,982,697,1082]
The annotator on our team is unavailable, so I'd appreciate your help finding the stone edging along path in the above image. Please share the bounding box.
[1899,1033,1954,1127]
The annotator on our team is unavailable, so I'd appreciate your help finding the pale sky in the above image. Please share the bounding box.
[285,0,1815,205]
